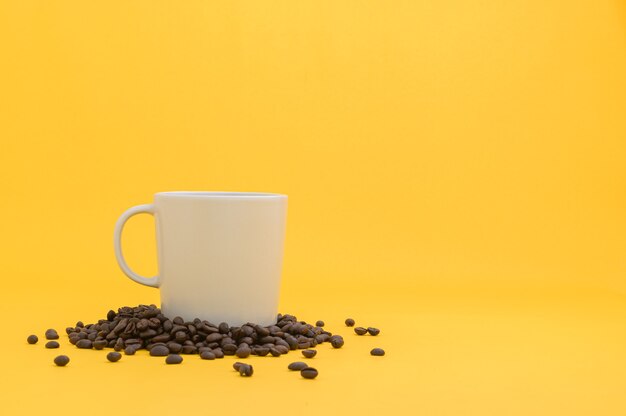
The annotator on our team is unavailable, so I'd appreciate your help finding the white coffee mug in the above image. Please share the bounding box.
[113,191,287,326]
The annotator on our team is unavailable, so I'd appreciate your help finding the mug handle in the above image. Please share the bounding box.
[113,204,160,288]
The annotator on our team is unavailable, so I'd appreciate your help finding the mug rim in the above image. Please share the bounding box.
[155,191,287,198]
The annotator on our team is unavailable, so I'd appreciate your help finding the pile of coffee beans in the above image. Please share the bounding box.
[30,305,386,373]
[64,305,341,360]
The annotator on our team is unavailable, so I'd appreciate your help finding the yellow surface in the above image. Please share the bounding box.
[1,1,625,415]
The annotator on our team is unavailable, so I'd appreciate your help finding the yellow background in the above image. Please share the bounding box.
[1,1,625,415]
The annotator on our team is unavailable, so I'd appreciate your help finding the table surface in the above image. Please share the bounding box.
[2,285,624,416]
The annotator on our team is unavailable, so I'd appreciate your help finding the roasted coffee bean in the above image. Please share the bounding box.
[113,338,124,351]
[222,344,237,355]
[200,351,216,360]
[300,367,318,379]
[275,345,289,354]
[76,339,93,349]
[288,361,308,371]
[165,354,183,364]
[370,348,385,356]
[330,336,344,349]
[54,355,70,366]
[107,352,122,362]
[173,316,184,325]
[297,342,311,349]
[354,327,368,335]
[151,333,171,343]
[315,320,325,327]
[181,345,197,354]
[255,347,270,356]
[233,361,245,371]
[211,348,224,358]
[218,322,229,334]
[27,335,38,344]
[269,347,281,357]
[302,349,317,358]
[45,341,60,349]
[205,333,222,343]
[236,345,251,358]
[345,318,355,327]
[367,327,380,336]
[149,345,170,356]
[93,340,107,350]
[45,329,59,340]
[167,342,182,353]
[238,364,253,377]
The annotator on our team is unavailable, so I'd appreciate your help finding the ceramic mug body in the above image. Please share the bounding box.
[114,191,287,326]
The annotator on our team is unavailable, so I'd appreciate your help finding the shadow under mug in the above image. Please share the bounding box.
[113,191,287,327]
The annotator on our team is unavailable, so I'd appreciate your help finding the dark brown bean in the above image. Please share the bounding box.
[149,345,170,356]
[255,347,270,356]
[45,341,60,349]
[93,340,107,350]
[274,345,289,354]
[367,327,380,336]
[238,364,253,377]
[269,347,281,357]
[165,354,183,364]
[45,329,59,340]
[354,327,368,335]
[288,361,308,371]
[27,335,38,344]
[315,320,324,327]
[302,349,317,358]
[301,367,318,379]
[107,352,122,362]
[330,336,344,349]
[76,339,93,349]
[345,318,355,327]
[370,348,385,356]
[211,348,225,358]
[200,351,216,360]
[54,355,70,366]
[236,345,251,358]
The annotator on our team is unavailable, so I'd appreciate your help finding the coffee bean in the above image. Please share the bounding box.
[27,335,38,344]
[76,339,93,349]
[200,351,216,360]
[54,355,70,366]
[45,341,60,349]
[288,361,308,371]
[330,336,344,349]
[222,344,237,355]
[315,320,324,327]
[165,354,183,364]
[354,327,368,335]
[236,345,251,358]
[218,322,229,334]
[149,345,170,356]
[173,316,184,325]
[233,361,244,371]
[181,345,197,354]
[345,318,355,327]
[211,348,224,358]
[302,349,317,358]
[93,340,107,350]
[238,364,253,377]
[300,367,318,379]
[45,329,59,340]
[107,352,122,362]
[124,345,138,355]
[367,327,380,336]
[269,347,281,357]
[370,348,385,356]
[255,347,270,356]
[166,342,182,353]
[205,333,222,343]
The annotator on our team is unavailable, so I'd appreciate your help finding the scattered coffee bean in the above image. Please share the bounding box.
[233,361,245,371]
[93,340,107,350]
[45,329,59,340]
[345,318,355,327]
[367,327,380,336]
[370,348,385,356]
[354,327,368,335]
[270,347,281,357]
[54,355,70,366]
[45,341,60,349]
[124,345,138,355]
[200,351,216,360]
[315,320,324,327]
[27,335,38,344]
[107,352,122,362]
[288,361,308,371]
[165,354,183,364]
[302,349,317,358]
[300,367,318,379]
[149,345,170,357]
[76,339,93,349]
[238,363,253,377]
[330,335,344,348]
